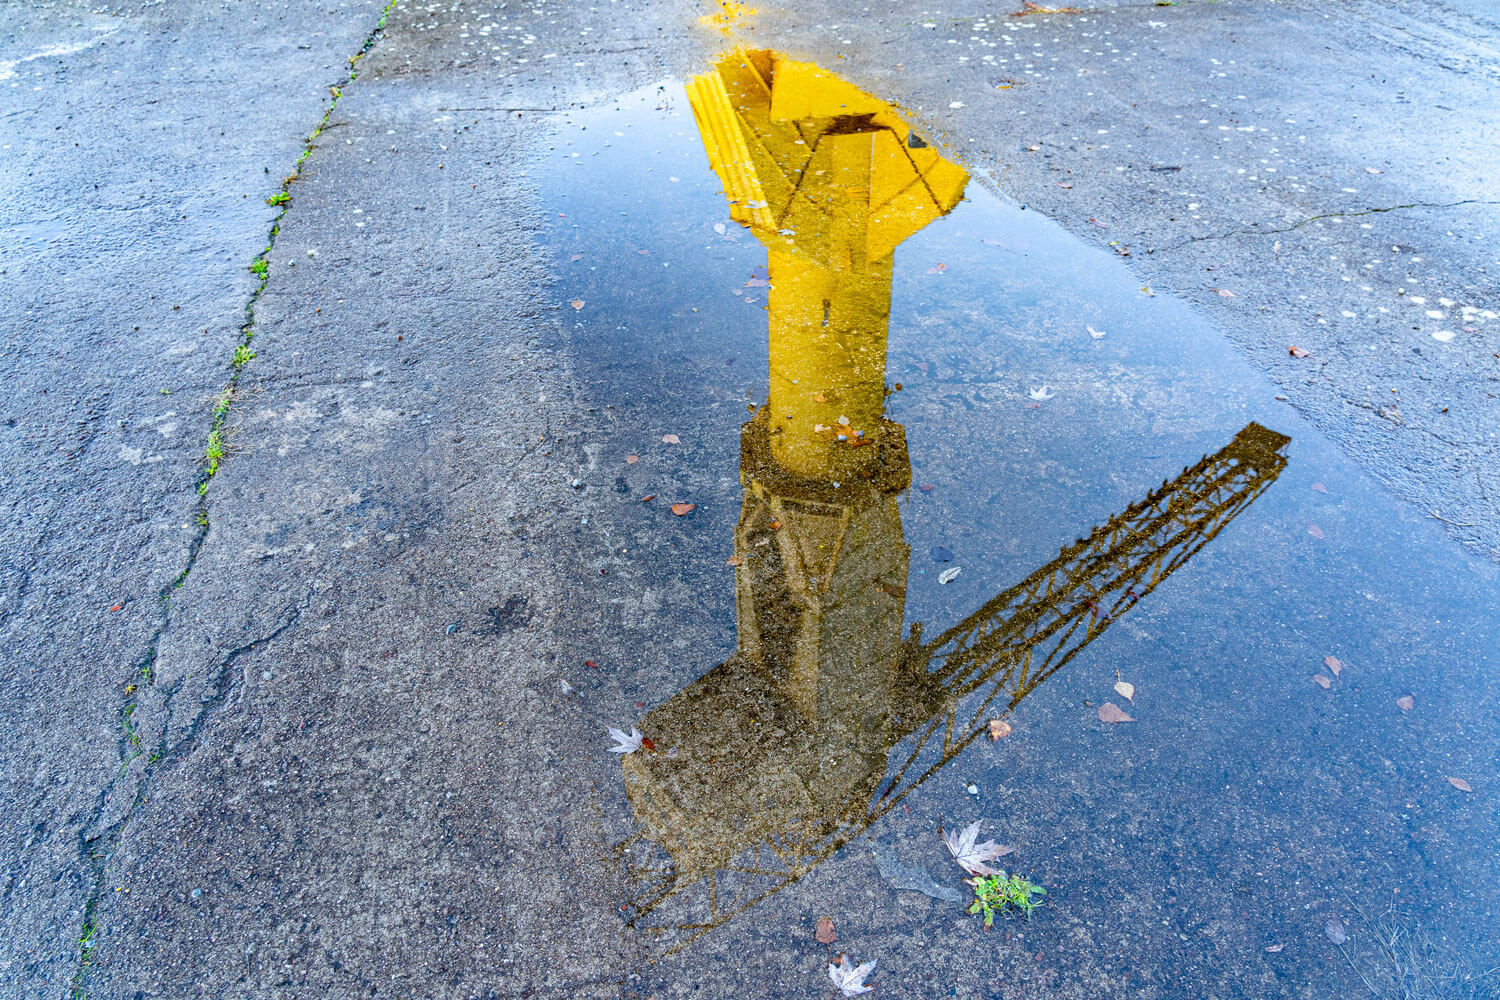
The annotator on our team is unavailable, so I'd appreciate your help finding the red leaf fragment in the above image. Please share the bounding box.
[625,454,639,464]
[672,503,696,516]
[1396,694,1414,712]
[1097,702,1134,723]
[1289,345,1310,358]
[816,917,838,945]
[1447,776,1473,793]
[1313,674,1332,689]
[109,604,124,612]
[1324,655,1343,677]
[584,660,599,669]
[641,494,657,502]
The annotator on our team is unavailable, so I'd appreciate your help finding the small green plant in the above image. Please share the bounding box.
[204,429,225,476]
[266,191,289,206]
[231,344,256,368]
[249,258,268,278]
[967,872,1046,927]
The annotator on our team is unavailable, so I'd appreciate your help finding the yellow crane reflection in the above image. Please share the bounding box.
[612,50,1291,958]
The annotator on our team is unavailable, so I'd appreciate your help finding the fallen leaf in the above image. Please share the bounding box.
[1312,482,1328,493]
[1210,288,1237,298]
[1447,776,1473,793]
[1313,674,1332,689]
[584,660,599,669]
[989,718,1013,740]
[606,726,646,754]
[1324,655,1343,677]
[938,566,962,585]
[815,917,837,945]
[726,555,743,567]
[1397,694,1414,712]
[1087,325,1106,339]
[1289,345,1310,358]
[1098,702,1134,723]
[1114,680,1135,702]
[672,503,696,516]
[1307,524,1326,539]
[919,483,936,492]
[1056,181,1073,189]
[768,520,782,530]
[571,299,585,310]
[641,494,656,502]
[108,604,123,612]
[1325,916,1347,945]
[944,821,1012,876]
[828,955,876,997]
[1265,944,1284,953]
[1089,217,1109,228]
[661,434,681,444]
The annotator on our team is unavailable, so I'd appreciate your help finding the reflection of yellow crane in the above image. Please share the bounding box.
[614,52,1292,958]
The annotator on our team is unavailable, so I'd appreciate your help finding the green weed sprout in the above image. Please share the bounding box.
[967,872,1046,926]
[266,191,290,206]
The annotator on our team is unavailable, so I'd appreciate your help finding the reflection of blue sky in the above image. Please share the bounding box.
[541,79,1500,974]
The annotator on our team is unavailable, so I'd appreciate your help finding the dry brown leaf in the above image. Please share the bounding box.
[672,503,696,516]
[640,494,656,503]
[1447,776,1473,793]
[1097,702,1134,723]
[1114,679,1135,702]
[570,299,585,310]
[726,556,744,567]
[1313,674,1332,689]
[815,917,837,945]
[988,719,1013,740]
[625,454,639,464]
[1289,345,1310,358]
[1397,694,1414,712]
[768,520,783,530]
[661,434,681,444]
[1324,655,1343,677]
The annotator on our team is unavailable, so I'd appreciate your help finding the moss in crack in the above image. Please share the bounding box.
[67,7,400,991]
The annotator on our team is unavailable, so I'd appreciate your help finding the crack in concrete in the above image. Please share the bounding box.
[63,4,398,996]
[1150,199,1500,253]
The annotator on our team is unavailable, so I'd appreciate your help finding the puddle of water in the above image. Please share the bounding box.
[536,52,1500,998]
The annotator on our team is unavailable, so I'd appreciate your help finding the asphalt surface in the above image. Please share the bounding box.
[0,0,1496,997]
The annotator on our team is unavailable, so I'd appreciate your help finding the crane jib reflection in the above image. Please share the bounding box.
[612,50,1291,957]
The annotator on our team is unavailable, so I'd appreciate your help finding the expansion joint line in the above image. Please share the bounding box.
[65,6,397,998]
[1151,198,1500,253]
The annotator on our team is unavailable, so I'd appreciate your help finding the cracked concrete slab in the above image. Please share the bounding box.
[0,1,394,993]
[5,0,1500,997]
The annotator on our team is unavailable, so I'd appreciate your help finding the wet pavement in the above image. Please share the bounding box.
[3,1,1499,998]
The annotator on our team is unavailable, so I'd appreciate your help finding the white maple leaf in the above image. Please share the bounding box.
[1028,385,1056,401]
[606,726,645,754]
[943,821,1012,876]
[828,954,876,996]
